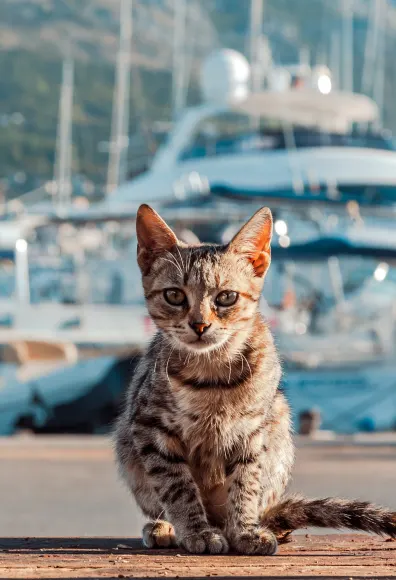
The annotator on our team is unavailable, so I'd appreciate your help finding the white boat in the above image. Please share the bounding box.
[97,49,396,212]
[264,232,396,433]
[0,217,154,352]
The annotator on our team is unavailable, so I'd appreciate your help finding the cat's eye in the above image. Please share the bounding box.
[216,290,238,307]
[164,288,187,306]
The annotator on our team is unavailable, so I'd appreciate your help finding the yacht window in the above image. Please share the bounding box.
[179,112,395,162]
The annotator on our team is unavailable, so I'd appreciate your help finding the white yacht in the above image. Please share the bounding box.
[98,49,396,212]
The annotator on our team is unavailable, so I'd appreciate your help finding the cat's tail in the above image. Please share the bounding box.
[263,495,396,538]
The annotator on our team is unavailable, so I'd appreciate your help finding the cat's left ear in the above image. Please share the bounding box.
[228,207,272,277]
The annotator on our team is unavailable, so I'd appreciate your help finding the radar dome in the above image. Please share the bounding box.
[201,49,250,105]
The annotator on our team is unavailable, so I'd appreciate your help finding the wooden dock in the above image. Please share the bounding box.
[1,534,396,578]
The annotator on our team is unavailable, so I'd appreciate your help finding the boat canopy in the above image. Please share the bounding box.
[233,89,379,131]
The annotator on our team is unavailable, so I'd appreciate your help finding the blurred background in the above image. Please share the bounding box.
[1,0,396,537]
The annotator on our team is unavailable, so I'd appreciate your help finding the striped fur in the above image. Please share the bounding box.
[114,204,396,555]
[264,495,396,538]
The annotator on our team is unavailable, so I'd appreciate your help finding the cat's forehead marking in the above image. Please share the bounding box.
[154,256,184,284]
[149,243,256,295]
[186,247,226,288]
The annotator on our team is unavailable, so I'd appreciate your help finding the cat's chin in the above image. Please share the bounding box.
[186,342,224,354]
[170,335,228,354]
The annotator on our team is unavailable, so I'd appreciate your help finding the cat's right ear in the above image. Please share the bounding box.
[136,204,179,273]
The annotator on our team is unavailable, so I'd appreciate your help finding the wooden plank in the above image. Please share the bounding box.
[1,534,396,579]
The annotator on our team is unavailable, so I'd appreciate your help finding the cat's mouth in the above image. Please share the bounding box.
[188,341,223,353]
[175,333,229,353]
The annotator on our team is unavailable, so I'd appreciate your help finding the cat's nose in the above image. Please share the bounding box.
[189,321,211,336]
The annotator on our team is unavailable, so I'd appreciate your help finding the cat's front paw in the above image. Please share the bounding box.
[142,520,177,548]
[230,527,278,555]
[181,527,229,554]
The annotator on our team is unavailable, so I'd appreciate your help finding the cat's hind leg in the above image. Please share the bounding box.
[142,520,177,548]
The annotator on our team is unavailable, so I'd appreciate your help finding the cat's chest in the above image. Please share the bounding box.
[174,388,237,447]
[169,378,260,481]
[180,412,232,487]
[182,411,234,449]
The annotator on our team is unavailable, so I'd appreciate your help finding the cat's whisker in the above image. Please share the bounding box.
[240,352,253,384]
[218,325,256,332]
[226,351,232,384]
[143,340,160,358]
[165,345,176,387]
[185,350,192,366]
[162,252,184,278]
[175,245,186,273]
[186,248,193,272]
[158,258,183,279]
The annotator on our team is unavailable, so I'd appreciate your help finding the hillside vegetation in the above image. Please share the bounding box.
[1,0,395,195]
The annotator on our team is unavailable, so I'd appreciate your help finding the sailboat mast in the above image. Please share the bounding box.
[106,0,133,195]
[249,0,264,93]
[341,0,354,92]
[373,0,387,126]
[330,30,340,90]
[362,0,380,97]
[54,53,74,213]
[172,0,187,121]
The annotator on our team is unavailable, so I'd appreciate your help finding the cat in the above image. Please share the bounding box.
[114,203,396,555]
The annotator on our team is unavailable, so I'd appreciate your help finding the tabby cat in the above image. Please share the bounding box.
[115,204,396,555]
